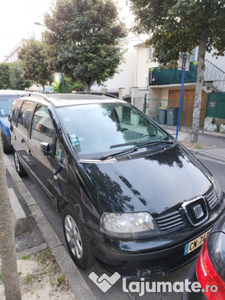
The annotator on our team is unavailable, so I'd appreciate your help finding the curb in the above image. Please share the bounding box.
[188,148,225,163]
[8,188,30,237]
[4,155,97,300]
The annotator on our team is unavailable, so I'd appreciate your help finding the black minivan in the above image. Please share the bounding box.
[10,92,224,278]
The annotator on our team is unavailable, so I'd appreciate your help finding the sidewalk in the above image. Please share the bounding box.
[167,129,225,163]
[1,154,96,300]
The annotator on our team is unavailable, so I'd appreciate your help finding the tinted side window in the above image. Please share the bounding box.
[11,99,23,126]
[17,101,36,135]
[31,105,54,146]
[55,139,65,164]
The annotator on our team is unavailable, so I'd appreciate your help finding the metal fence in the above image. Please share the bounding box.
[133,93,207,129]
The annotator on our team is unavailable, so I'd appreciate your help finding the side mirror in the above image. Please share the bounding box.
[40,142,51,156]
[8,114,12,122]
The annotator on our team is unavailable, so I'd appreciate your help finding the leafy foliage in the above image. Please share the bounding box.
[43,0,127,91]
[0,64,11,89]
[130,0,225,142]
[0,62,31,90]
[9,62,31,90]
[50,80,60,93]
[50,76,84,93]
[130,0,225,66]
[18,39,54,89]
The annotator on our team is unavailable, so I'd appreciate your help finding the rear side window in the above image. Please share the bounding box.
[11,99,23,125]
[17,101,36,135]
[31,105,54,146]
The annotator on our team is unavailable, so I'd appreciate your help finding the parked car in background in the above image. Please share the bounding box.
[0,90,27,153]
[183,214,225,300]
[9,92,225,278]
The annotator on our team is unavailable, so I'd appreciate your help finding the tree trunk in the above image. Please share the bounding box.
[85,78,95,92]
[0,135,21,300]
[86,85,91,92]
[190,34,207,143]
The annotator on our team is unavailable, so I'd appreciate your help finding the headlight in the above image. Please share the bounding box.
[100,212,160,238]
[212,176,223,200]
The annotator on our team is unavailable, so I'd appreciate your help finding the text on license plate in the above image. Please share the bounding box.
[184,230,211,255]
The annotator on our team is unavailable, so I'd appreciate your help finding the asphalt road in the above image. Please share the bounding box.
[7,153,225,300]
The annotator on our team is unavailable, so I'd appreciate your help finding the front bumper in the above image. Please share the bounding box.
[86,199,225,279]
[87,226,213,279]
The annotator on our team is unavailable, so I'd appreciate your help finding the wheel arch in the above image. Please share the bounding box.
[58,195,83,219]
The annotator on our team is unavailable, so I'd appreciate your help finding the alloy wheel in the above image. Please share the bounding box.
[64,215,83,259]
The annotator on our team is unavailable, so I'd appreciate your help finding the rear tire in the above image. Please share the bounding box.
[1,132,11,154]
[62,207,94,269]
[14,150,26,176]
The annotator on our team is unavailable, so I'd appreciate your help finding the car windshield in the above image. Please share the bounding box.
[0,97,19,117]
[58,102,169,159]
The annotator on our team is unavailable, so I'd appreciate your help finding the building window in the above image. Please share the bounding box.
[147,48,154,61]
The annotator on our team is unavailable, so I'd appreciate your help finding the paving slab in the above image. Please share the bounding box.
[4,154,97,300]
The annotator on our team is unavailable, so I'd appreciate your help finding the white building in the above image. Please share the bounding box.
[91,34,144,98]
[1,39,27,63]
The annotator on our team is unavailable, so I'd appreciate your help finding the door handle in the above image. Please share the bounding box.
[27,149,31,155]
[21,138,25,143]
[14,135,17,140]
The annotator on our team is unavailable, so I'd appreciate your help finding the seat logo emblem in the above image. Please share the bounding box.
[193,204,204,219]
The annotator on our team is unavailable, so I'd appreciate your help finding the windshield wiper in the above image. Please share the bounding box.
[110,139,174,149]
[100,139,175,160]
[110,141,139,149]
[100,145,139,160]
[137,139,175,147]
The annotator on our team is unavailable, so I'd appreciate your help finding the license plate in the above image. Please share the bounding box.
[184,230,211,255]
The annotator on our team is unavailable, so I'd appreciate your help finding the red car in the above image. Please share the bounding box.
[183,214,225,300]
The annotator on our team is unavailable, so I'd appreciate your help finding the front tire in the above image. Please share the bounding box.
[62,207,94,269]
[14,150,26,176]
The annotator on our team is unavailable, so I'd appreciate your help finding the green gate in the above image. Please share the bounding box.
[206,93,225,118]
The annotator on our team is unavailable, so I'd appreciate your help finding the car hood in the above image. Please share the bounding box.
[80,144,212,215]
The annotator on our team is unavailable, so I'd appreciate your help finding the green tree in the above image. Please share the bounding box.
[130,0,225,142]
[0,64,11,89]
[18,39,54,92]
[50,76,84,93]
[43,0,127,91]
[9,62,31,90]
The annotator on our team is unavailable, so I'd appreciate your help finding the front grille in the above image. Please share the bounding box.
[155,210,184,232]
[205,188,219,210]
[183,198,208,226]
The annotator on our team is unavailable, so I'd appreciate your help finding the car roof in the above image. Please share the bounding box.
[20,93,126,107]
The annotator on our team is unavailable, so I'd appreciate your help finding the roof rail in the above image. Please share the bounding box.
[21,92,50,101]
[74,91,119,99]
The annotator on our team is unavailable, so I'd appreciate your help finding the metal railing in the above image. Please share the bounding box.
[150,62,197,86]
[204,59,225,92]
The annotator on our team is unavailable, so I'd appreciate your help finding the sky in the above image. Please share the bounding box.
[0,0,135,62]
